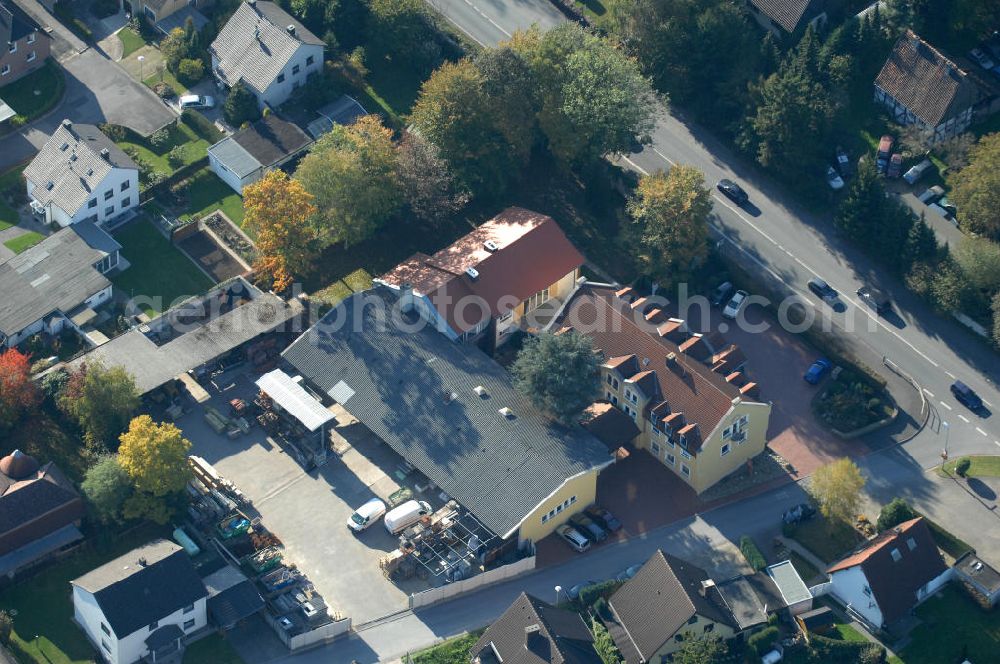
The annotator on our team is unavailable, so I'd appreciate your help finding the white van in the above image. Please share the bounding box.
[384,500,432,534]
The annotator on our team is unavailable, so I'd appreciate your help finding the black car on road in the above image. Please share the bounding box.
[951,381,984,412]
[717,179,749,205]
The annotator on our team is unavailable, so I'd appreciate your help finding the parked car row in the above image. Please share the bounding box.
[556,504,623,553]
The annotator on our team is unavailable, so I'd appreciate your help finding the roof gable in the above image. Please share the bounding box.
[749,0,823,33]
[875,31,981,127]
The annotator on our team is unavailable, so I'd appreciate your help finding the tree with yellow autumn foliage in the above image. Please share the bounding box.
[243,170,318,291]
[117,415,192,524]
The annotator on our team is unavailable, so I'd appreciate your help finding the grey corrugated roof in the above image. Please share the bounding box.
[208,136,262,179]
[72,539,207,637]
[766,560,811,606]
[23,121,138,217]
[0,225,112,338]
[72,283,304,394]
[204,566,264,629]
[282,287,613,539]
[210,0,323,93]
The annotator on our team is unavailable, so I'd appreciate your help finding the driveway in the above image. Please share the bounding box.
[173,370,415,626]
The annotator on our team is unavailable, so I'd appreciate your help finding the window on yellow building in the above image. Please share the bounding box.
[680,463,690,477]
[721,443,731,457]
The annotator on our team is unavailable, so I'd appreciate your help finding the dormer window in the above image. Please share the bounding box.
[28,33,36,44]
[890,548,902,562]
[906,537,916,551]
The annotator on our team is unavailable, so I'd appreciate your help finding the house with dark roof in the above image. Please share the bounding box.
[24,120,139,228]
[377,207,585,349]
[551,284,772,494]
[72,539,209,664]
[281,286,614,547]
[605,550,767,662]
[0,221,122,348]
[0,0,50,86]
[209,0,325,110]
[471,592,603,664]
[875,31,983,142]
[825,517,951,629]
[208,113,313,193]
[744,0,842,37]
[202,564,265,630]
[0,450,85,579]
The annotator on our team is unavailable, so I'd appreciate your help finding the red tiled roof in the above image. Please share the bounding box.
[875,31,981,127]
[827,518,947,625]
[556,286,744,451]
[582,402,641,450]
[380,208,584,334]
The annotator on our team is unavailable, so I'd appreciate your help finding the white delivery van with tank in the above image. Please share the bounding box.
[384,500,432,534]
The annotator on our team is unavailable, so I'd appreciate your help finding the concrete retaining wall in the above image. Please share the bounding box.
[408,556,536,609]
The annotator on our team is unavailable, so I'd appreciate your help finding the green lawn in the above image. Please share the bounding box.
[3,231,45,253]
[940,455,1000,478]
[118,27,146,59]
[788,550,822,584]
[117,122,210,175]
[110,217,214,316]
[922,514,974,561]
[411,631,484,664]
[786,516,862,564]
[895,586,1000,664]
[182,633,244,664]
[183,169,244,226]
[144,68,187,97]
[0,523,170,664]
[0,59,65,122]
[830,623,867,643]
[0,164,26,229]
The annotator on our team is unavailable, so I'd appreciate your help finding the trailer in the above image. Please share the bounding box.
[260,566,303,595]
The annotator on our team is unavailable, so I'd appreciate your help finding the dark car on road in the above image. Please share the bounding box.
[717,179,749,205]
[585,505,623,533]
[807,278,838,304]
[783,503,817,524]
[856,285,892,315]
[710,281,734,307]
[569,513,607,543]
[951,381,984,412]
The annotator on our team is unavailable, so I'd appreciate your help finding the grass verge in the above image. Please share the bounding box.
[117,122,210,175]
[110,217,214,316]
[411,630,484,664]
[787,550,822,584]
[182,169,244,226]
[894,585,1000,664]
[144,68,187,97]
[182,633,244,664]
[3,231,44,254]
[118,27,146,59]
[921,514,973,561]
[939,455,1000,478]
[785,516,862,565]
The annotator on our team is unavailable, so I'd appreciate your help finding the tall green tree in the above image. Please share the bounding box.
[511,24,657,164]
[951,132,1000,241]
[628,166,711,287]
[473,46,540,163]
[954,235,1000,295]
[395,131,469,224]
[295,115,402,246]
[902,213,939,269]
[223,80,261,127]
[59,361,140,448]
[81,455,133,524]
[512,331,600,425]
[992,292,1000,348]
[409,59,525,195]
[366,0,441,71]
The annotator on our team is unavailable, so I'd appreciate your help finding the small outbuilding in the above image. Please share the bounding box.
[208,114,313,194]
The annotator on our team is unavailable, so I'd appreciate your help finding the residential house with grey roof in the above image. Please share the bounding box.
[745,0,842,37]
[208,113,313,193]
[0,220,121,348]
[24,120,139,228]
[605,550,767,663]
[281,286,614,547]
[471,592,603,664]
[72,539,209,664]
[209,0,324,111]
[875,31,983,142]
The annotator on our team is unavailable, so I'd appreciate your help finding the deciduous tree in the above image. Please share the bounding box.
[512,331,600,425]
[673,635,727,664]
[592,617,623,664]
[243,170,318,291]
[951,132,1000,241]
[954,235,1000,295]
[58,361,139,448]
[876,497,917,532]
[223,80,261,127]
[0,348,41,431]
[628,166,711,287]
[81,455,133,524]
[295,115,402,246]
[395,131,469,224]
[992,292,1000,348]
[808,458,866,527]
[118,415,192,524]
[366,0,441,71]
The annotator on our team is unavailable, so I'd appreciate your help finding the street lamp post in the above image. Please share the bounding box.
[941,420,951,462]
[554,585,562,605]
[138,54,145,81]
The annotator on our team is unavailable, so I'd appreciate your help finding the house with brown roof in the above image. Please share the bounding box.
[471,592,602,664]
[0,0,50,87]
[875,31,983,142]
[0,450,85,579]
[377,208,584,348]
[825,517,951,630]
[605,550,767,663]
[552,284,772,494]
[744,0,842,37]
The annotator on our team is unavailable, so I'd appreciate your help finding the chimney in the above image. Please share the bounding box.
[465,267,480,281]
[524,624,550,660]
[138,557,148,567]
[699,579,715,597]
[100,148,110,160]
[287,24,296,36]
[255,25,261,40]
[400,281,414,313]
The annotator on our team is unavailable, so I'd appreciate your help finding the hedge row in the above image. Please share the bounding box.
[739,535,767,571]
[181,109,224,144]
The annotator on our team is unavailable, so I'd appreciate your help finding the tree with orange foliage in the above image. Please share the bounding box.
[0,348,41,431]
[242,170,318,292]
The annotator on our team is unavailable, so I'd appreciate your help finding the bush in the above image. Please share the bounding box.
[748,626,779,656]
[223,80,260,127]
[578,579,621,608]
[148,127,171,149]
[740,535,767,571]
[166,145,187,167]
[98,122,129,142]
[177,58,205,86]
[180,109,224,142]
[955,457,971,477]
[153,81,177,100]
[877,497,917,532]
[592,618,623,664]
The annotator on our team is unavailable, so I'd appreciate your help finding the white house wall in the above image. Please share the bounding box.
[73,586,121,664]
[208,151,253,195]
[829,566,884,628]
[258,43,324,109]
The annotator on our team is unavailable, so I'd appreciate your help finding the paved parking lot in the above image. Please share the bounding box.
[173,369,418,625]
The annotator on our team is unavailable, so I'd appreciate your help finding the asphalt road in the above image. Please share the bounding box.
[426,0,1000,466]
